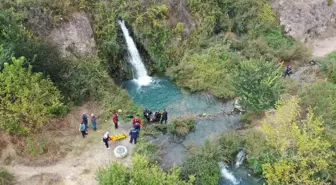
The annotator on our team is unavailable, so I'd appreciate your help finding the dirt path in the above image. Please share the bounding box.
[6,123,134,185]
[2,102,136,185]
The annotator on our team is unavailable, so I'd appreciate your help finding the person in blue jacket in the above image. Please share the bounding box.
[129,128,139,144]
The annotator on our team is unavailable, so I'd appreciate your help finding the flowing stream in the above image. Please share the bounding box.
[118,19,262,185]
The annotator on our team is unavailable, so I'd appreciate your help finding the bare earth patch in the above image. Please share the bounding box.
[1,102,136,185]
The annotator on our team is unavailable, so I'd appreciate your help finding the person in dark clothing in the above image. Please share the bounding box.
[129,128,139,144]
[155,111,162,122]
[112,111,119,129]
[160,109,168,124]
[284,64,292,77]
[79,122,86,138]
[102,132,110,149]
[82,113,89,133]
[143,109,152,122]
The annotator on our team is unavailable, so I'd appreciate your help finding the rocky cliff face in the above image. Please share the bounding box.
[49,12,96,58]
[271,0,336,41]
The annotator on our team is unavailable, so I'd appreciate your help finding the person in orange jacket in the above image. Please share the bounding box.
[132,114,142,130]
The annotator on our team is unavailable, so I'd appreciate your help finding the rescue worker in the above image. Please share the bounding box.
[143,109,152,122]
[129,128,139,144]
[82,113,88,133]
[112,111,119,129]
[79,122,86,138]
[154,111,162,122]
[160,109,168,124]
[102,131,110,149]
[285,64,292,77]
[132,114,142,130]
[91,114,97,131]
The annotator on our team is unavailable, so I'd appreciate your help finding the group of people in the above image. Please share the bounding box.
[79,113,97,138]
[79,109,168,149]
[143,109,168,124]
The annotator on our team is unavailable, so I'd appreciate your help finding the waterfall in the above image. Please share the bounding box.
[117,19,152,86]
[235,150,246,168]
[219,162,240,185]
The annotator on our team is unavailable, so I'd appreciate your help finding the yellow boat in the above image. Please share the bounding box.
[109,133,127,141]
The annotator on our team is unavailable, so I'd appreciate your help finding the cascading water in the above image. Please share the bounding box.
[117,19,152,86]
[219,162,240,185]
[235,150,246,168]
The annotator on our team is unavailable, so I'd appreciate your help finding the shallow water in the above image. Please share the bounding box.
[123,77,225,116]
[124,77,261,185]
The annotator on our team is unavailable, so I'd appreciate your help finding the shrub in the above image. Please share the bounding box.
[300,82,336,129]
[168,43,241,99]
[231,60,283,112]
[0,56,65,135]
[180,141,220,185]
[97,162,130,185]
[97,155,195,185]
[168,118,196,137]
[0,168,14,185]
[135,136,159,162]
[260,97,334,184]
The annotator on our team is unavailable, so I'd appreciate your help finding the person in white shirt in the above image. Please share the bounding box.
[103,132,110,149]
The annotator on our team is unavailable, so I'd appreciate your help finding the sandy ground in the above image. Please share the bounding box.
[2,103,136,185]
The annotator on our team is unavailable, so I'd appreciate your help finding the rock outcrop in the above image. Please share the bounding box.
[49,12,96,58]
[271,0,336,41]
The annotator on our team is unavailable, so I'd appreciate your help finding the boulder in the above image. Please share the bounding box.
[49,12,96,58]
[271,0,336,41]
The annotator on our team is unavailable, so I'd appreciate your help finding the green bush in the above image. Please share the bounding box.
[231,60,283,112]
[300,82,336,130]
[0,56,65,135]
[168,42,241,99]
[180,141,220,185]
[97,162,130,185]
[168,118,196,137]
[97,155,195,185]
[0,168,14,185]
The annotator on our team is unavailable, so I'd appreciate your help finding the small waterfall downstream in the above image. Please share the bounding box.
[235,150,246,168]
[219,162,240,185]
[117,19,152,86]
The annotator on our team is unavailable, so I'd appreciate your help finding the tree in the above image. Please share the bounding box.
[97,155,195,185]
[231,60,283,112]
[259,97,334,185]
[0,56,65,135]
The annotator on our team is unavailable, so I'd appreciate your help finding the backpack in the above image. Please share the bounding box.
[80,123,85,131]
[134,119,140,125]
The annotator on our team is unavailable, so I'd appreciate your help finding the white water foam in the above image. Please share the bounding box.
[117,19,152,86]
[219,162,240,185]
[235,150,246,168]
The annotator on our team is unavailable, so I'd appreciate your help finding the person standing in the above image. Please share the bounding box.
[284,64,292,77]
[112,111,119,129]
[143,109,152,122]
[160,109,168,124]
[132,114,142,130]
[82,113,89,133]
[102,131,110,149]
[79,122,86,138]
[129,128,139,144]
[91,114,97,131]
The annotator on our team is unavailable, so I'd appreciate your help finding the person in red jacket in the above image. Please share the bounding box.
[132,114,142,130]
[112,111,119,129]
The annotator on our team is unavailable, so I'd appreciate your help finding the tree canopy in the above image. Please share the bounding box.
[0,56,65,135]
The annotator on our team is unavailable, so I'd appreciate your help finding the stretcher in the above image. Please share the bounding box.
[109,133,127,141]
